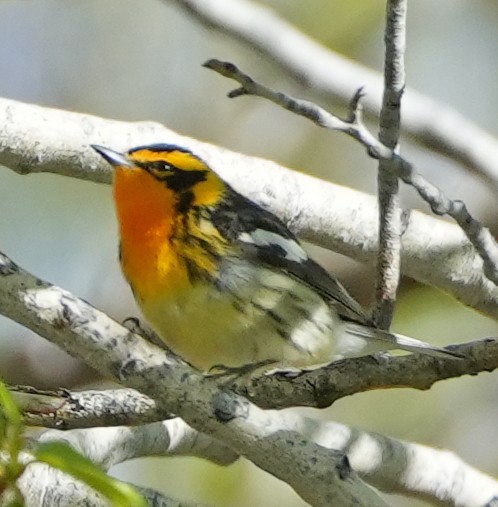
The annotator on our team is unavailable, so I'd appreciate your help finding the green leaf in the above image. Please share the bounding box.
[0,381,26,505]
[0,383,21,428]
[0,381,23,470]
[34,442,147,507]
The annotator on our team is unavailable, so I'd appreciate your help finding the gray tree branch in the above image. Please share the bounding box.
[11,386,174,429]
[18,462,208,507]
[0,251,388,507]
[9,333,497,415]
[20,405,498,507]
[36,418,237,469]
[2,251,498,504]
[1,97,498,318]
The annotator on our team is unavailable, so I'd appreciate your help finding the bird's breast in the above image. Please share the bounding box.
[114,166,191,301]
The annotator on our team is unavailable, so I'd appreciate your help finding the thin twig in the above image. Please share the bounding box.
[374,0,407,329]
[204,59,498,288]
[169,0,498,187]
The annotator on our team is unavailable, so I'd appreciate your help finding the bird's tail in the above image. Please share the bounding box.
[344,323,463,359]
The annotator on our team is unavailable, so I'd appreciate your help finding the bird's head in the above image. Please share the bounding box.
[91,143,226,210]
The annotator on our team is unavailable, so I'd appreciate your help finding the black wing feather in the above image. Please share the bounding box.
[210,188,371,325]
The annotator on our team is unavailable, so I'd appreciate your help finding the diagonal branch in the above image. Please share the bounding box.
[3,250,498,504]
[374,0,406,329]
[204,59,498,289]
[0,251,388,507]
[168,0,498,187]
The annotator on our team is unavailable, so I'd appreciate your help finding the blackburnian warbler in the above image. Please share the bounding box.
[92,144,460,372]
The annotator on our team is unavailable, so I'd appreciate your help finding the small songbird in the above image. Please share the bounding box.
[92,143,460,372]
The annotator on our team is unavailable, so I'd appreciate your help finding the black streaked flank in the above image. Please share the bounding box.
[183,256,206,284]
[231,299,245,314]
[250,301,268,315]
[289,303,313,321]
[251,301,285,325]
[259,284,286,295]
[266,309,285,325]
[176,191,195,213]
[309,317,329,334]
[286,291,304,302]
[190,234,223,261]
[275,327,291,341]
[213,282,247,312]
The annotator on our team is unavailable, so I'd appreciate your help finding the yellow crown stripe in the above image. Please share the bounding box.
[130,149,208,172]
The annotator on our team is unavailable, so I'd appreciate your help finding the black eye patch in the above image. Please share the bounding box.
[137,160,174,177]
[136,159,207,191]
[166,169,207,192]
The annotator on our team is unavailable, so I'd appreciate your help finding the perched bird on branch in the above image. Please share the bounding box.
[92,143,461,372]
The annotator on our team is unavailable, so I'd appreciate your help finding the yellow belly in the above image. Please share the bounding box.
[139,265,341,372]
[141,284,259,370]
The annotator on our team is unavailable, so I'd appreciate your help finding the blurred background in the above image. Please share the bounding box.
[1,0,498,505]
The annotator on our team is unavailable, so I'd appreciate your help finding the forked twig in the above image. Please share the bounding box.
[204,58,498,288]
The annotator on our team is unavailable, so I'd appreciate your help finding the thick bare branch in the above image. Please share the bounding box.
[204,60,498,290]
[36,419,237,468]
[1,97,498,318]
[286,414,498,506]
[0,251,388,507]
[169,0,498,186]
[21,401,498,506]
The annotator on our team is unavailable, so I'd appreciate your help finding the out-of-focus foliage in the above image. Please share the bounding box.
[268,0,382,53]
[35,442,148,507]
[0,381,25,506]
[0,381,147,507]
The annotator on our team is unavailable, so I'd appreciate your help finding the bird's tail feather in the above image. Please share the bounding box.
[344,323,463,359]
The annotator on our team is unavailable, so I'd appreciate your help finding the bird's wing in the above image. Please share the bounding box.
[210,189,371,325]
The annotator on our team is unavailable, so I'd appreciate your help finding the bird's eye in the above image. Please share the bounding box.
[155,161,173,172]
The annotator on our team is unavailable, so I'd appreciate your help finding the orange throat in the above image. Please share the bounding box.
[113,167,188,301]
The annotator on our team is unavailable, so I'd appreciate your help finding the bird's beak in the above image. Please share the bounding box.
[91,145,133,168]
